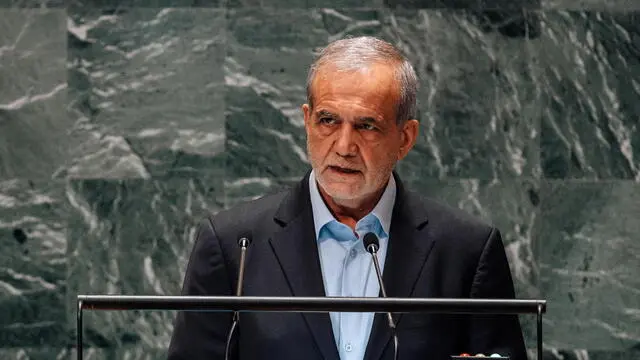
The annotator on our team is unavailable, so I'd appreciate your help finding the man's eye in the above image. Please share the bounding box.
[319,117,336,125]
[358,123,376,131]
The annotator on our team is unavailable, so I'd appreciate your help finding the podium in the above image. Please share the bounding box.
[76,295,546,360]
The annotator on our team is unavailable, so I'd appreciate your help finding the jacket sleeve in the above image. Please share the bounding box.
[468,227,528,360]
[167,217,235,360]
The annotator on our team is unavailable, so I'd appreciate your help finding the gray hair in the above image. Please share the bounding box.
[305,36,418,124]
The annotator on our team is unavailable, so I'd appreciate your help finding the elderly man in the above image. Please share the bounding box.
[168,36,527,360]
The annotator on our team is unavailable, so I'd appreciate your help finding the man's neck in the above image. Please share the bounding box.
[317,184,387,231]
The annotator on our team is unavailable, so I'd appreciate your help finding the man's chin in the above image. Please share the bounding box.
[321,185,364,202]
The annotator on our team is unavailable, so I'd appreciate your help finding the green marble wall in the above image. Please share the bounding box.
[0,0,638,359]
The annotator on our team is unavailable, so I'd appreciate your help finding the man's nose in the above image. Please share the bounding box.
[334,125,358,157]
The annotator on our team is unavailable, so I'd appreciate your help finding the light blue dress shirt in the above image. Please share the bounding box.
[309,170,396,360]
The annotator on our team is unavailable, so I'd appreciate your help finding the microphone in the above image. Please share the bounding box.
[224,232,252,360]
[363,232,398,360]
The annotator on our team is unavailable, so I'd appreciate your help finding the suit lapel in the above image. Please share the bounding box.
[364,174,435,360]
[268,172,340,360]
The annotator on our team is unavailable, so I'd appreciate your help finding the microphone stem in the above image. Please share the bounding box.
[368,247,395,331]
[370,250,387,298]
[226,237,251,360]
[364,235,397,360]
[233,245,248,323]
[236,245,248,297]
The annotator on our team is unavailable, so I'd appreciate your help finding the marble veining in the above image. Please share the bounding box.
[1,4,639,359]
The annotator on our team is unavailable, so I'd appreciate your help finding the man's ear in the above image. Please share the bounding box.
[302,104,311,130]
[398,119,419,160]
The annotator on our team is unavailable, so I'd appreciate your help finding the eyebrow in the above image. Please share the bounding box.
[315,110,339,119]
[315,110,380,124]
[357,116,378,124]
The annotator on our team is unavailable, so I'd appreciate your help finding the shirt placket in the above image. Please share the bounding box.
[339,239,360,358]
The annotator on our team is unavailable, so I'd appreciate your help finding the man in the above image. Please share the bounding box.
[167,36,527,360]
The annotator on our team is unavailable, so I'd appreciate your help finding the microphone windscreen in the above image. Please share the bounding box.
[237,231,252,246]
[363,232,379,251]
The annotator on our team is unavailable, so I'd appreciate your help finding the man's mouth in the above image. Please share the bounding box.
[328,165,360,174]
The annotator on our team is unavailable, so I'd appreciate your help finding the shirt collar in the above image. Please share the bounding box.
[308,170,396,240]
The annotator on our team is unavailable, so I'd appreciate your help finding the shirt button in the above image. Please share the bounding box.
[350,249,357,258]
[345,343,353,352]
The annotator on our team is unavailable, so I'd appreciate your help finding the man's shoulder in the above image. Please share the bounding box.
[206,188,290,231]
[405,189,495,242]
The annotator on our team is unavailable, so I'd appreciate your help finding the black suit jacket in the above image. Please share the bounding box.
[167,172,527,360]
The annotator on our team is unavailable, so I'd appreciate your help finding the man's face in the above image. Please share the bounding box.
[303,62,418,203]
